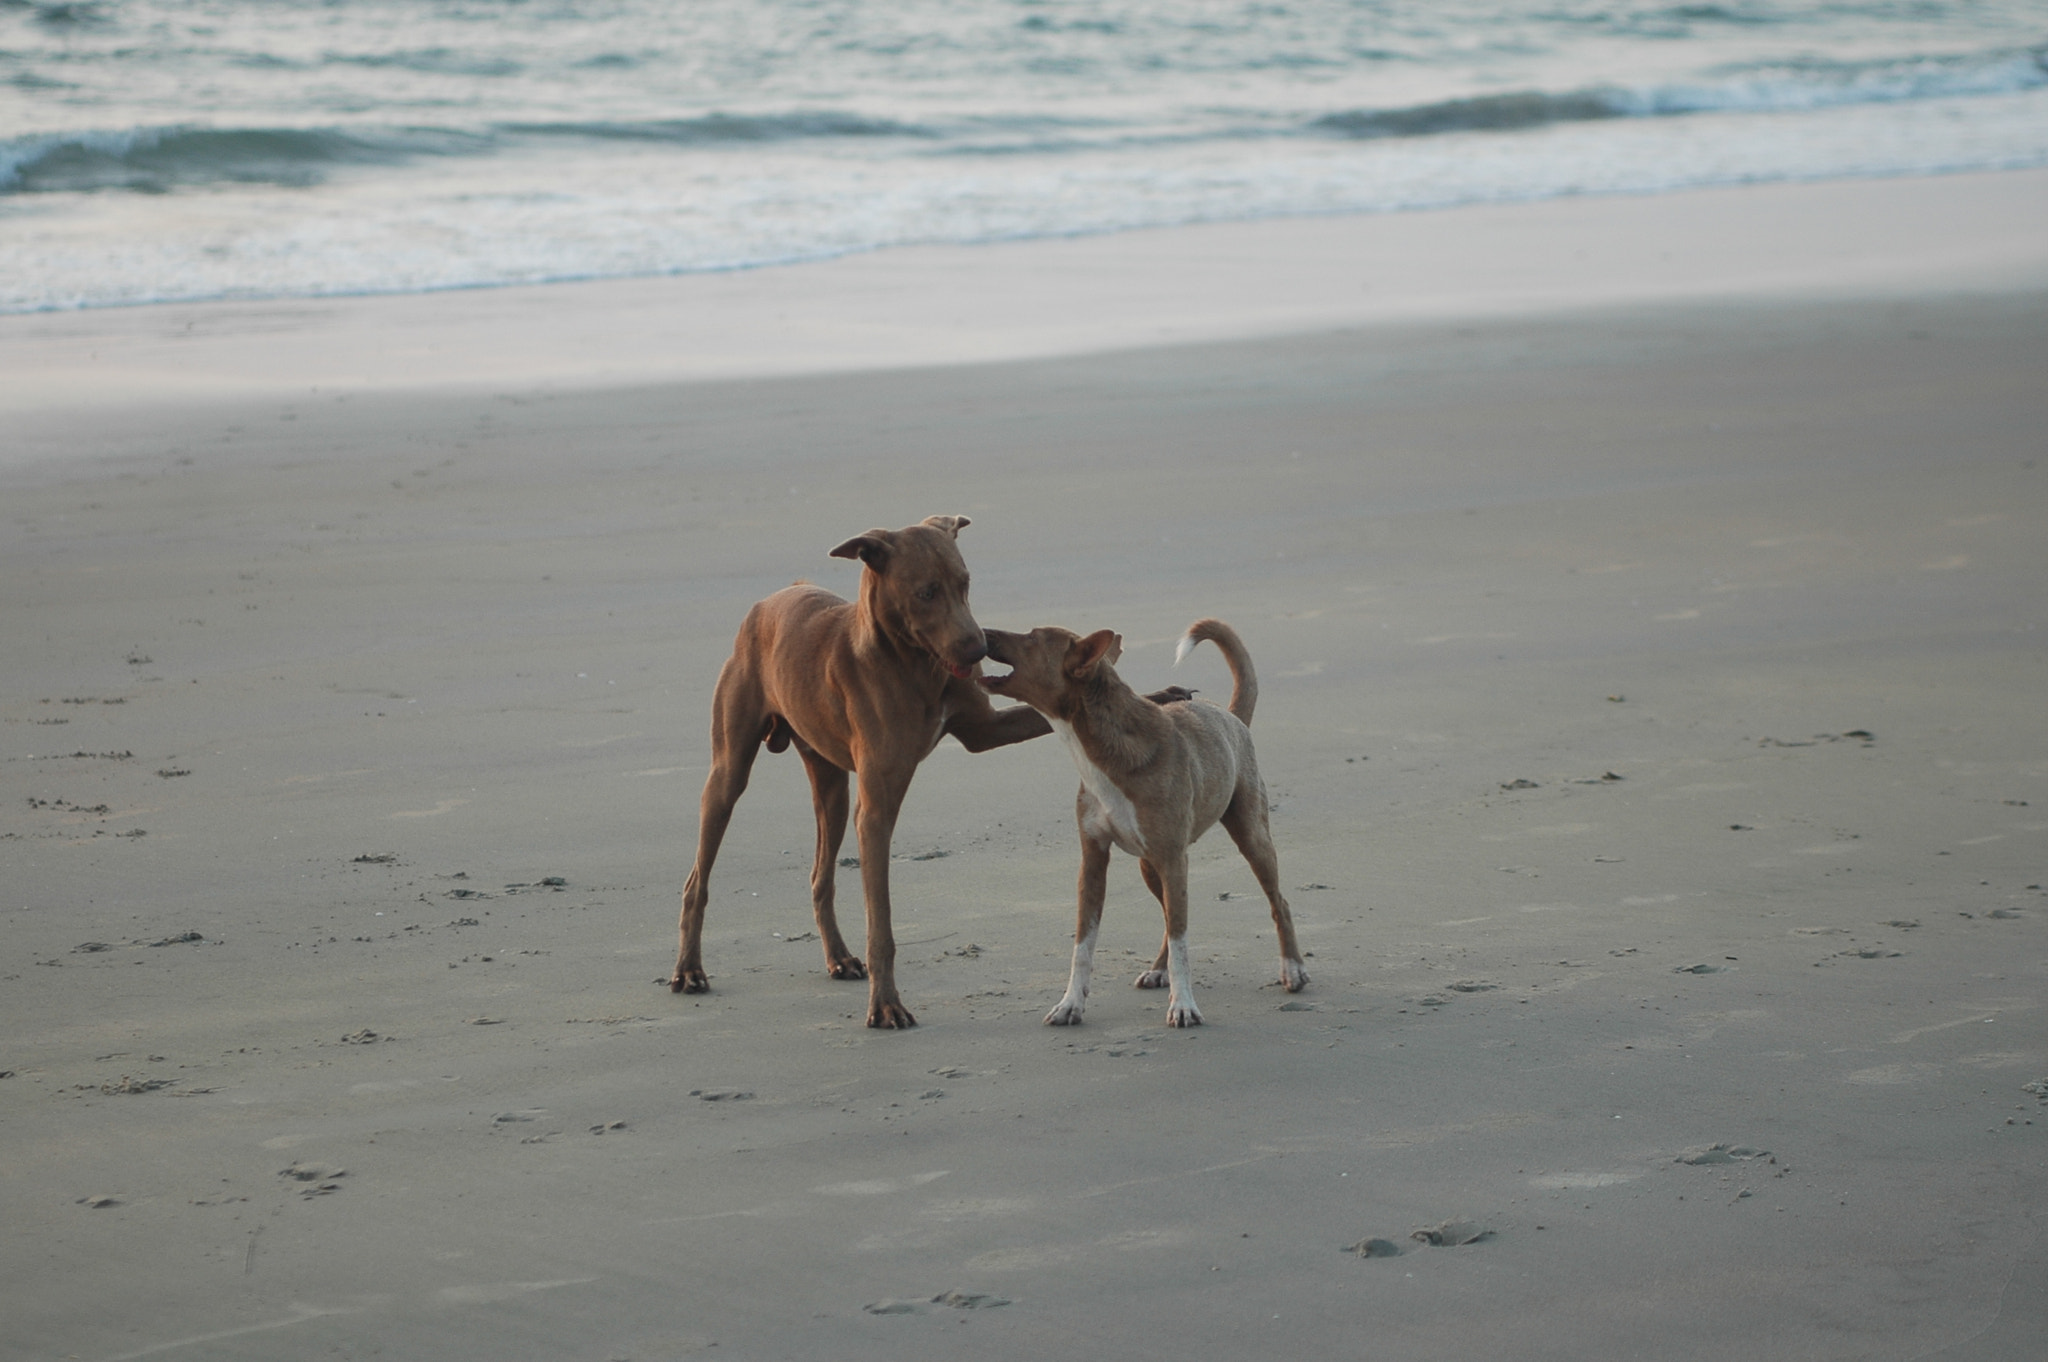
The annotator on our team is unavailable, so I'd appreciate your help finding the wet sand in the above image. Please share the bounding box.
[3,171,2045,1360]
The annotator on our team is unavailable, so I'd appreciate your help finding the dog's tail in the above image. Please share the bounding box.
[1174,618,1257,725]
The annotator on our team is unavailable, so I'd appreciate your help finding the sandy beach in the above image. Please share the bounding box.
[4,170,2046,1360]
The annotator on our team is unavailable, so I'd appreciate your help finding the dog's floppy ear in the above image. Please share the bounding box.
[1066,629,1120,680]
[829,529,893,567]
[921,514,971,538]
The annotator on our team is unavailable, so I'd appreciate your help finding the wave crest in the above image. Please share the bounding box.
[1314,44,2048,140]
[0,110,940,195]
[1315,90,1622,139]
[503,112,932,144]
[0,125,487,195]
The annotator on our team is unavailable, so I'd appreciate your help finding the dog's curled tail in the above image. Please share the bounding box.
[1174,618,1257,725]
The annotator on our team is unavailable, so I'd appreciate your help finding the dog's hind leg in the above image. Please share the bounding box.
[672,676,766,994]
[1047,834,1112,1025]
[799,745,866,982]
[1221,791,1308,992]
[1134,859,1171,990]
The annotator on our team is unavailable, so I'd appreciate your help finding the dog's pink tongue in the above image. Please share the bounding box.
[948,662,973,681]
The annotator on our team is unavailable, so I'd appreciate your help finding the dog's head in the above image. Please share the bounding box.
[979,625,1121,717]
[830,515,987,679]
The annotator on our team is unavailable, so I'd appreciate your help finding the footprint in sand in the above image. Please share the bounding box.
[279,1163,347,1197]
[1342,1238,1404,1258]
[1411,1220,1493,1247]
[99,1075,175,1095]
[815,1172,950,1197]
[1531,1172,1639,1189]
[1846,1062,1941,1086]
[1675,1143,1770,1166]
[864,1291,1010,1315]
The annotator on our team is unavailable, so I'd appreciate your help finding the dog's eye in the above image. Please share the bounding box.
[917,583,940,602]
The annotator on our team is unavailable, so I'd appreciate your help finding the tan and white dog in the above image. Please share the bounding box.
[980,618,1307,1026]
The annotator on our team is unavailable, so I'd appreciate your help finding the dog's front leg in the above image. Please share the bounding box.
[1046,834,1112,1025]
[799,747,866,982]
[945,689,1052,752]
[1133,860,1171,990]
[854,764,917,1029]
[1155,853,1203,1027]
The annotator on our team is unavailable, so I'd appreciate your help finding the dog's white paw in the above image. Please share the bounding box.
[1165,998,1204,1027]
[1280,959,1309,992]
[1044,998,1086,1026]
[1133,969,1169,989]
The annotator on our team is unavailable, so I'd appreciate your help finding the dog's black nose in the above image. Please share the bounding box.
[961,637,989,666]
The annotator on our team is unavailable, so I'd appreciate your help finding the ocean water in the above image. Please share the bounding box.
[3,0,2044,313]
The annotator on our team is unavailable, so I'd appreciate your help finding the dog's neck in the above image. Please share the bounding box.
[854,572,906,648]
[1053,664,1169,776]
[853,577,948,681]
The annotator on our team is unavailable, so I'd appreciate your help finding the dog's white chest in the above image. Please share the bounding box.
[1049,719,1146,855]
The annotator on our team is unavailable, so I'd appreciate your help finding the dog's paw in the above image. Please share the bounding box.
[1044,999,1086,1026]
[828,955,869,982]
[1280,959,1309,992]
[1133,969,1169,989]
[1165,999,1204,1027]
[867,999,917,1030]
[670,969,709,994]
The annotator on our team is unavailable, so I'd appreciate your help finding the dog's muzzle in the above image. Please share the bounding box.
[943,639,986,682]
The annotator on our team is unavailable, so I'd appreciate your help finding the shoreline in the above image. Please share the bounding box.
[4,165,2046,435]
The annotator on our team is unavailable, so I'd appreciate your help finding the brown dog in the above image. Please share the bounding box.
[980,618,1307,1026]
[671,515,1049,1028]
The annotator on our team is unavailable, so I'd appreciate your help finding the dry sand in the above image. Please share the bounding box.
[3,171,2046,1361]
